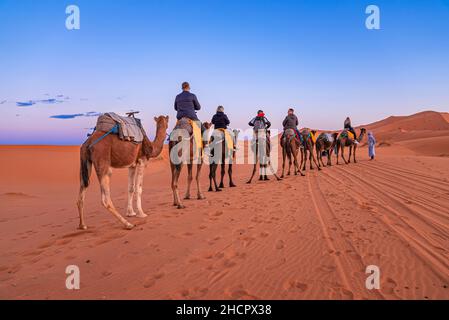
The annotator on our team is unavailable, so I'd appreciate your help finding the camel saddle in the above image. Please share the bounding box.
[172,117,203,150]
[340,130,355,141]
[95,112,146,143]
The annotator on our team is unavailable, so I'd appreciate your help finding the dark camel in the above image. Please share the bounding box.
[300,129,321,171]
[169,119,211,209]
[77,116,169,230]
[208,129,240,192]
[336,128,367,165]
[280,129,304,178]
[315,132,338,167]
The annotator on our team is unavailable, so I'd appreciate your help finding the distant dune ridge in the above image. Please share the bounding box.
[356,111,449,157]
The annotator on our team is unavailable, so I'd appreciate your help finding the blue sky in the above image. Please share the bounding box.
[0,0,448,144]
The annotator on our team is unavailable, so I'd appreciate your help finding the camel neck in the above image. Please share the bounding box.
[150,125,166,158]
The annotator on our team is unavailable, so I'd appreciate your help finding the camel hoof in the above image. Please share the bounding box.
[125,223,135,230]
[177,204,186,209]
[136,213,148,218]
[216,189,222,192]
[198,195,206,200]
[219,184,225,189]
[126,212,137,217]
[230,184,237,188]
[184,196,191,200]
[79,225,88,230]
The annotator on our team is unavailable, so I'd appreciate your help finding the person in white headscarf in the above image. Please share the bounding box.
[368,131,376,160]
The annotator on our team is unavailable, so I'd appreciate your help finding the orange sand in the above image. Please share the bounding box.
[0,112,448,300]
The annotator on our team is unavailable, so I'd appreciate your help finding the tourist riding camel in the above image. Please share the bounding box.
[280,108,304,177]
[247,110,281,183]
[282,108,301,140]
[170,82,211,209]
[344,117,358,143]
[209,106,238,191]
[336,127,366,164]
[77,113,169,230]
[299,128,321,171]
[174,82,205,133]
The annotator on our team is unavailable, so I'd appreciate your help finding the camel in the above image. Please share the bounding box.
[247,129,282,184]
[77,115,169,230]
[169,119,212,209]
[315,132,338,167]
[208,129,240,192]
[280,129,304,178]
[336,128,367,165]
[299,129,321,171]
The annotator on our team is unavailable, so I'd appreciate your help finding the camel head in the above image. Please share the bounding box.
[154,115,169,131]
[358,128,367,141]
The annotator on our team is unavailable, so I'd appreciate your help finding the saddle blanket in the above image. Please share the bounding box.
[95,112,145,143]
[216,128,234,150]
[174,118,203,150]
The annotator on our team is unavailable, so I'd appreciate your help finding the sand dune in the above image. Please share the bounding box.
[0,112,448,300]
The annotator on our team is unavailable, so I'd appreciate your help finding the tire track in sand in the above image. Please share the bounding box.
[330,165,449,283]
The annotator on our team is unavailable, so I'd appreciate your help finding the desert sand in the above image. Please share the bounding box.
[0,111,448,300]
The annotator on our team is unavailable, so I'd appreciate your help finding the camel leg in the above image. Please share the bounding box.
[171,164,185,209]
[126,166,138,217]
[353,145,357,163]
[184,163,193,199]
[247,163,257,184]
[341,145,348,164]
[348,145,352,164]
[209,164,220,192]
[281,146,286,178]
[292,145,304,176]
[310,146,321,171]
[196,163,205,200]
[219,163,226,189]
[77,146,92,230]
[229,164,236,187]
[100,169,134,230]
[135,161,147,218]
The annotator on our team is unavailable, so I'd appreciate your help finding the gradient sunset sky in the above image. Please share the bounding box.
[0,0,448,145]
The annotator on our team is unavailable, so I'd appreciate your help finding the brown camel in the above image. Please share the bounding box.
[315,132,338,167]
[247,129,282,183]
[280,129,304,178]
[336,128,366,165]
[208,129,240,192]
[169,119,212,209]
[300,129,321,171]
[77,115,169,230]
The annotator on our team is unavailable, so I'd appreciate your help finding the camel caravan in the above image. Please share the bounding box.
[77,83,366,230]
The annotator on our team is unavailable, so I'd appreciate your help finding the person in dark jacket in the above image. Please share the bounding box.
[344,116,357,142]
[174,82,205,133]
[249,110,271,131]
[211,106,230,129]
[282,108,301,139]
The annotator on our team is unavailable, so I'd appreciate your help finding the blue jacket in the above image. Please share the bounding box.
[212,112,230,129]
[174,91,201,120]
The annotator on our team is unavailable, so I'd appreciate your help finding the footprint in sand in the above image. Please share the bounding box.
[382,277,398,295]
[225,286,259,300]
[143,272,165,289]
[275,240,285,250]
[285,280,308,292]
